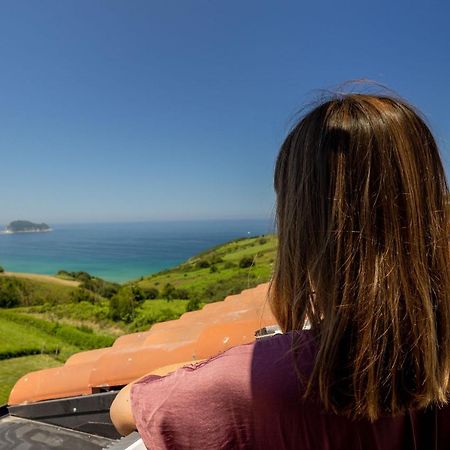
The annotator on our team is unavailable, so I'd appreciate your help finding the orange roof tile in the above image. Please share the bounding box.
[112,331,152,349]
[9,283,276,405]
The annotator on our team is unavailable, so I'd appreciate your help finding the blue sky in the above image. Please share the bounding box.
[0,0,449,224]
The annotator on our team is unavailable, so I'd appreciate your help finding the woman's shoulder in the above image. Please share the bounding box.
[132,329,316,404]
[130,331,316,449]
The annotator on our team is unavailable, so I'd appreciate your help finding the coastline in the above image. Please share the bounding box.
[0,219,272,284]
[0,229,53,235]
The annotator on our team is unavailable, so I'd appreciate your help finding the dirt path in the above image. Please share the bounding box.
[0,272,81,287]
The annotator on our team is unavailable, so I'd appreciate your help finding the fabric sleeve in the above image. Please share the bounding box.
[130,346,254,450]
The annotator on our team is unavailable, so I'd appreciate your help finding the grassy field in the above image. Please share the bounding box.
[0,316,67,359]
[0,310,117,404]
[21,299,190,334]
[1,272,80,287]
[0,355,61,405]
[0,276,79,306]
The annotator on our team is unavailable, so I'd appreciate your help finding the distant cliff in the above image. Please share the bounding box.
[4,220,52,234]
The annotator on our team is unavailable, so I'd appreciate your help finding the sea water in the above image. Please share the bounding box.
[0,219,273,283]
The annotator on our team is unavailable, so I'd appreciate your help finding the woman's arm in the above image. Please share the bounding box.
[110,382,135,436]
[110,359,205,436]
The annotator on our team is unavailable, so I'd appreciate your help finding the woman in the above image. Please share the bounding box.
[111,92,450,449]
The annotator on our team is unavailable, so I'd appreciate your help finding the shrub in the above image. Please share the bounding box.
[142,287,159,299]
[258,237,268,245]
[209,255,223,265]
[128,306,182,331]
[186,298,201,312]
[239,257,254,269]
[65,271,92,283]
[0,278,21,307]
[76,324,93,334]
[56,270,71,278]
[109,286,141,322]
[0,346,60,360]
[196,260,210,269]
[0,266,4,273]
[199,273,258,302]
[130,284,145,302]
[161,283,176,299]
[81,277,120,299]
[209,265,218,273]
[71,288,97,304]
[175,288,190,300]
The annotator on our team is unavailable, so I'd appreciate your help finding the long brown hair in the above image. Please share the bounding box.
[270,93,450,420]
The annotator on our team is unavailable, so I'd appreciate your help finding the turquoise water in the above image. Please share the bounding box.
[0,220,272,283]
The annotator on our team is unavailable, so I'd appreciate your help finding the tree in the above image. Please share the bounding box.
[109,286,141,322]
[186,298,201,312]
[175,288,190,300]
[196,260,210,269]
[0,278,21,307]
[82,277,120,299]
[143,287,159,300]
[130,284,145,302]
[71,288,96,304]
[239,257,254,268]
[162,283,177,300]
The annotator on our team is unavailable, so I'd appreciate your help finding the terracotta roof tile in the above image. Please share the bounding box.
[65,348,110,366]
[112,331,152,349]
[9,283,275,405]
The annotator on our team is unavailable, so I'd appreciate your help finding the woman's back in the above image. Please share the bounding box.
[131,331,450,449]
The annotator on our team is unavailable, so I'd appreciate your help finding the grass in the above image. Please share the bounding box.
[20,300,115,330]
[0,309,118,403]
[0,354,61,405]
[1,311,115,355]
[128,299,190,331]
[0,277,78,306]
[136,234,276,302]
[0,316,69,360]
[19,299,190,333]
[0,309,116,362]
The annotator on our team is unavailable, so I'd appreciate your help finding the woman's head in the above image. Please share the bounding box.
[270,93,450,420]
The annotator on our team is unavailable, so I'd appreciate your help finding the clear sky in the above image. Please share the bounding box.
[0,0,449,224]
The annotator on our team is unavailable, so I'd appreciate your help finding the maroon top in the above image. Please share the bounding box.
[130,331,450,449]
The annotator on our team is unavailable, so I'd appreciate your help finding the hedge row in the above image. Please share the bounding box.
[1,311,114,350]
[0,346,60,361]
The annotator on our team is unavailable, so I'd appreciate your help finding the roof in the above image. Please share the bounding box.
[0,415,115,449]
[9,283,275,405]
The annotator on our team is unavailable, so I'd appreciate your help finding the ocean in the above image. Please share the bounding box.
[0,219,273,283]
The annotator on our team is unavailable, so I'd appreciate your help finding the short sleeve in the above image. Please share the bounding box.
[130,345,255,450]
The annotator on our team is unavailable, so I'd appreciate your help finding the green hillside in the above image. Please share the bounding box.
[136,234,276,303]
[30,234,276,331]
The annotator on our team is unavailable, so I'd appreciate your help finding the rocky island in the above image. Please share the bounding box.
[2,220,52,234]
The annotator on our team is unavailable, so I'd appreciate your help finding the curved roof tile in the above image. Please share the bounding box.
[9,283,275,405]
